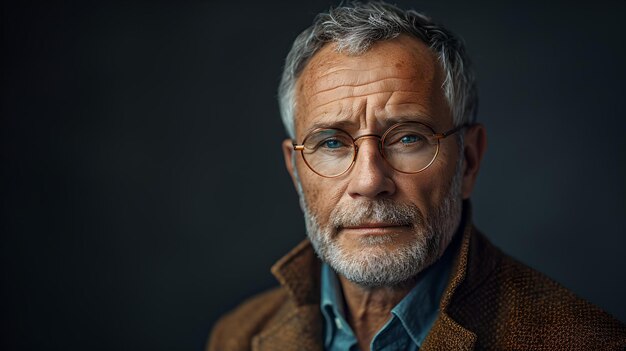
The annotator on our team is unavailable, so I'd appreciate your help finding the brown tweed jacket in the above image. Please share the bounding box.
[208,212,626,350]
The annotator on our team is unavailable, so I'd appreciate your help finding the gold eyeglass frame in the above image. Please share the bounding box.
[292,121,467,178]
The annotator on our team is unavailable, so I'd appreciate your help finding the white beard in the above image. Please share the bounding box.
[294,158,463,288]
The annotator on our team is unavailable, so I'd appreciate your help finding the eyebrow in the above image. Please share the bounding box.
[307,119,356,133]
[304,115,435,135]
[383,116,435,128]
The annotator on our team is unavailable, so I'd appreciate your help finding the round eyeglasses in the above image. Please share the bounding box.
[292,121,467,178]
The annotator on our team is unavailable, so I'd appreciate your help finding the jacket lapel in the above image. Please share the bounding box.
[421,202,479,350]
[421,313,476,350]
[251,304,323,351]
[252,240,324,351]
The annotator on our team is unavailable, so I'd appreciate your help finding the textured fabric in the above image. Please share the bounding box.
[207,204,626,351]
[320,235,453,351]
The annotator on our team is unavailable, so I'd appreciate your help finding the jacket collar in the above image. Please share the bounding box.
[270,238,322,306]
[259,200,481,351]
[251,242,323,351]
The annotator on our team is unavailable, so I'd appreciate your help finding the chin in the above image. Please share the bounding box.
[322,232,434,288]
[347,232,402,246]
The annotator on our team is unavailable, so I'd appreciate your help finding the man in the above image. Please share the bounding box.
[208,2,626,350]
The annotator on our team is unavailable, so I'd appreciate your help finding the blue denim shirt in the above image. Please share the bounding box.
[320,246,454,351]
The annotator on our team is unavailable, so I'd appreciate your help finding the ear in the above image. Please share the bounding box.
[282,139,299,191]
[461,124,487,199]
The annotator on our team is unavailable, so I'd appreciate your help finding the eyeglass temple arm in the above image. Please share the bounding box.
[433,124,468,140]
[293,142,304,151]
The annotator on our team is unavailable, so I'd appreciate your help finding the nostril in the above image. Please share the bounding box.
[346,155,397,198]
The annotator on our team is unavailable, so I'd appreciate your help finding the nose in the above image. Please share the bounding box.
[346,137,396,199]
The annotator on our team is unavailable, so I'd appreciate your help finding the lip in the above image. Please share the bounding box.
[340,223,410,235]
[342,223,402,229]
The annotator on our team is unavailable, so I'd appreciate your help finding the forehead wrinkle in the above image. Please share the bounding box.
[375,98,436,127]
[309,89,423,113]
[307,89,432,129]
[317,66,401,77]
[384,91,433,117]
[314,67,417,92]
[305,98,360,131]
[312,76,415,95]
[365,91,431,131]
[309,74,414,102]
[304,67,436,120]
[377,101,432,118]
[295,35,445,137]
[354,97,368,130]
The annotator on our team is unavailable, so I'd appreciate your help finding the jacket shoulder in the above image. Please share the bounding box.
[453,232,626,350]
[498,252,625,349]
[207,287,289,351]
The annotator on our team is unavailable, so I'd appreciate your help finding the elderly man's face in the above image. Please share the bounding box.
[282,35,479,287]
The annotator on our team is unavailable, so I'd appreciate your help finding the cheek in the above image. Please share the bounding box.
[298,167,324,207]
[395,155,457,209]
[395,176,434,208]
[303,183,321,206]
[300,172,343,218]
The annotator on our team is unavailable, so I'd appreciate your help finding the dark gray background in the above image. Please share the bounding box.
[2,1,625,350]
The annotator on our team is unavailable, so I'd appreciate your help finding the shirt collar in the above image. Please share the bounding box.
[320,262,352,347]
[390,241,455,347]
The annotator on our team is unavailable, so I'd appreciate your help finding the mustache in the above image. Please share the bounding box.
[330,199,423,228]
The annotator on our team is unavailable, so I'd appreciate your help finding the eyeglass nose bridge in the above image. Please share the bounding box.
[350,133,386,168]
[353,133,383,149]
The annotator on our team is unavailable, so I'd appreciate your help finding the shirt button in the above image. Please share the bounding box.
[334,317,343,330]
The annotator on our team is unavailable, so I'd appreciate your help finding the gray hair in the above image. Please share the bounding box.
[278,1,478,139]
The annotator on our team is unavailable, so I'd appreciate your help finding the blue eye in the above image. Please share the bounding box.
[400,135,421,144]
[323,139,344,149]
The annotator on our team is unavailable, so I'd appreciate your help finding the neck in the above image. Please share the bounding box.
[338,275,415,351]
